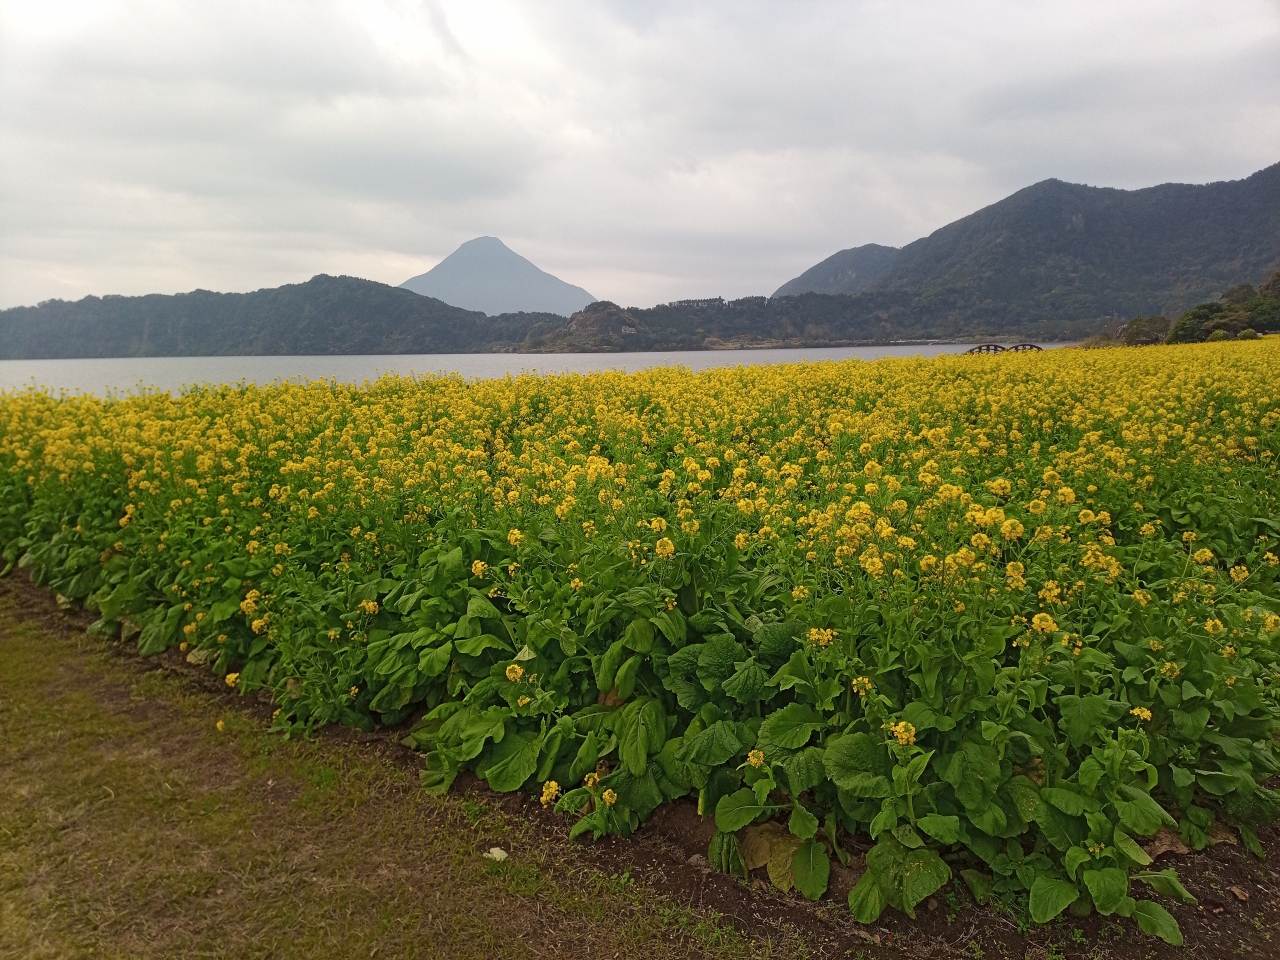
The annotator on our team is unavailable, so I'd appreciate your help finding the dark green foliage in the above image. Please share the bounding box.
[775,161,1280,330]
[0,275,562,359]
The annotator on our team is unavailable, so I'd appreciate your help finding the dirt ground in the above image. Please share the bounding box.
[2,571,1278,960]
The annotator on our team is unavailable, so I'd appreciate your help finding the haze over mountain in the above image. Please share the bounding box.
[775,162,1280,321]
[400,237,595,317]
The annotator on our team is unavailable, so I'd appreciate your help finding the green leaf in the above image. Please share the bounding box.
[1083,867,1129,915]
[623,618,655,653]
[677,721,745,766]
[783,746,826,796]
[715,788,775,832]
[722,657,769,703]
[1132,900,1183,946]
[937,739,1001,811]
[466,595,501,620]
[754,620,803,664]
[848,871,887,923]
[709,829,748,879]
[419,640,453,677]
[1057,694,1126,748]
[901,848,951,914]
[1029,877,1080,923]
[455,633,510,657]
[823,732,891,796]
[484,731,541,792]
[650,608,686,644]
[698,634,747,692]
[1133,869,1197,903]
[960,869,992,904]
[917,814,961,845]
[789,801,819,840]
[757,703,824,752]
[1041,786,1089,816]
[617,698,666,775]
[614,654,643,700]
[791,839,831,900]
[595,638,628,693]
[1113,829,1153,866]
[569,731,601,783]
[1116,786,1174,836]
[1064,845,1091,880]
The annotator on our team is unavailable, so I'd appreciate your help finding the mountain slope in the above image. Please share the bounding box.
[400,237,595,317]
[772,243,899,298]
[0,275,559,359]
[774,162,1280,321]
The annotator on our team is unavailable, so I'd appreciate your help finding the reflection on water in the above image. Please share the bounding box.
[0,343,1067,396]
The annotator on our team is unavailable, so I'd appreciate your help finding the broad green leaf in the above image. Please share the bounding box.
[960,869,992,904]
[698,634,747,692]
[823,732,891,796]
[754,620,803,664]
[677,720,745,766]
[1116,786,1174,835]
[419,640,453,677]
[788,801,819,840]
[455,633,510,656]
[901,848,951,915]
[848,871,887,923]
[614,654,643,700]
[623,618,655,653]
[1041,787,1089,817]
[1132,900,1183,945]
[1056,694,1126,748]
[1029,877,1080,923]
[1133,869,1197,903]
[484,731,541,792]
[791,839,831,900]
[917,814,960,845]
[1083,867,1129,915]
[783,746,826,796]
[715,788,775,832]
[757,703,824,752]
[1113,829,1153,866]
[617,698,666,775]
[466,595,501,620]
[722,657,769,703]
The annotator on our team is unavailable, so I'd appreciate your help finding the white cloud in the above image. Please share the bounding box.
[0,0,1277,309]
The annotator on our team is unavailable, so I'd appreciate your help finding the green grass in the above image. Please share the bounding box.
[0,593,802,960]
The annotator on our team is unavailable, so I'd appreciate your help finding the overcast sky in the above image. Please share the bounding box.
[1,1,1278,310]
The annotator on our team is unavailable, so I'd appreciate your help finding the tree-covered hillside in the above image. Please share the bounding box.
[776,161,1280,325]
[0,276,557,358]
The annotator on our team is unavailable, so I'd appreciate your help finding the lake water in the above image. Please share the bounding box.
[0,343,1065,396]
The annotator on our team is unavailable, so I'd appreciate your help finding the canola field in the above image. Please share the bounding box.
[3,341,1279,943]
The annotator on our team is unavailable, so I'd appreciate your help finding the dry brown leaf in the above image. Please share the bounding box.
[1207,822,1238,846]
[1142,827,1189,859]
[596,687,624,708]
[739,822,784,871]
[767,834,805,892]
[1228,885,1249,902]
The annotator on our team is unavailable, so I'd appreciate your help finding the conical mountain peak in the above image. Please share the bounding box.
[401,238,595,317]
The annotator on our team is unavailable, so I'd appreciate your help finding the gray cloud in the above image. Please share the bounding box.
[1,0,1277,309]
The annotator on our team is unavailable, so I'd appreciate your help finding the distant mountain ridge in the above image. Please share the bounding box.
[400,237,595,317]
[775,162,1280,321]
[0,275,562,359]
[4,162,1277,358]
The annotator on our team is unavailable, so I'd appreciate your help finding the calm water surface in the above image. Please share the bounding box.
[0,344,1065,396]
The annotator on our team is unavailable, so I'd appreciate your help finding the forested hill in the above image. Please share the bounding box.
[775,161,1280,323]
[0,276,1100,359]
[0,275,564,359]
